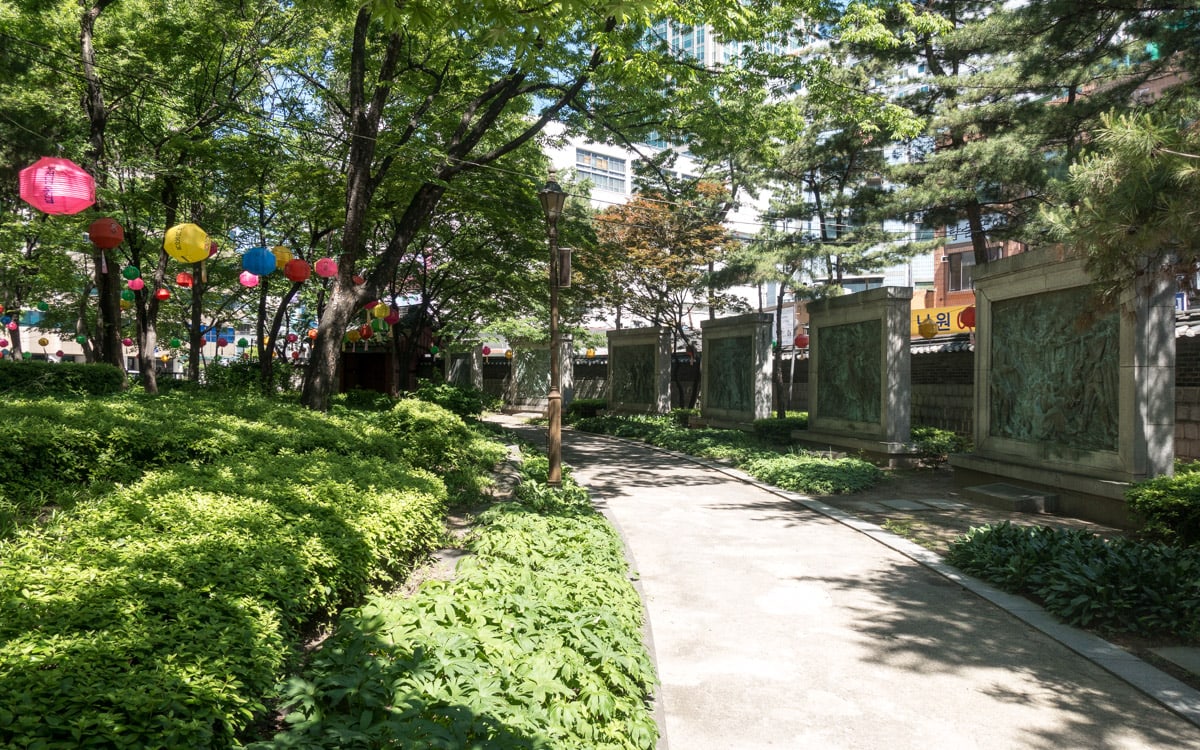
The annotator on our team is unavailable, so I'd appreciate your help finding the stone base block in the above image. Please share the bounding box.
[793,430,919,468]
[962,483,1056,514]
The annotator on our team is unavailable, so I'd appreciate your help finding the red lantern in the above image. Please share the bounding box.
[358,323,373,339]
[208,240,220,258]
[793,332,810,349]
[121,337,133,347]
[284,259,311,283]
[19,157,95,215]
[482,345,491,355]
[958,305,976,329]
[88,218,124,249]
[286,333,298,343]
[176,272,194,288]
[154,287,171,301]
[314,258,337,278]
[364,299,378,310]
[216,337,228,348]
[291,351,300,360]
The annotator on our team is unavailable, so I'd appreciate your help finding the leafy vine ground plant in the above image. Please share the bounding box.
[256,454,658,749]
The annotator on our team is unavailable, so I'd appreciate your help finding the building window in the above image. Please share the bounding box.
[576,149,627,193]
[947,252,975,292]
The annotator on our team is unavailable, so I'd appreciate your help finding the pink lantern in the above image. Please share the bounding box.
[121,337,133,347]
[0,339,7,348]
[19,157,95,215]
[216,337,228,347]
[314,257,337,278]
[286,333,298,343]
[239,271,259,287]
[384,310,401,325]
[6,322,16,331]
[482,345,491,355]
[127,277,145,291]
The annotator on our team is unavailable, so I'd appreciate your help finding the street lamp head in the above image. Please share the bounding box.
[539,175,567,225]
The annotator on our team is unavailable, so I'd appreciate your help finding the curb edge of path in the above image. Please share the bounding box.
[564,426,1200,733]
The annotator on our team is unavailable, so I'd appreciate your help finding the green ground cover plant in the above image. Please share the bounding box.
[946,522,1200,639]
[256,455,658,750]
[0,391,504,748]
[572,414,881,495]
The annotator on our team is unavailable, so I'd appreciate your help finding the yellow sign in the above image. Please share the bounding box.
[911,305,974,337]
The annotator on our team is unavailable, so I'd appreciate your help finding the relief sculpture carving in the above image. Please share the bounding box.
[988,286,1119,451]
[816,320,882,424]
[708,335,753,413]
[612,344,655,405]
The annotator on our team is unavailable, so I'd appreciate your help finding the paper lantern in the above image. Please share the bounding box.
[283,259,311,283]
[958,305,976,329]
[127,277,145,291]
[586,348,595,358]
[19,157,95,214]
[271,246,293,267]
[37,337,49,347]
[286,333,298,343]
[384,310,401,325]
[0,305,4,314]
[242,246,276,276]
[122,265,141,280]
[75,334,87,345]
[358,324,373,339]
[347,330,361,343]
[0,315,10,324]
[239,271,259,287]
[120,299,131,310]
[505,349,513,359]
[0,340,7,348]
[236,338,249,348]
[154,288,171,301]
[170,337,181,347]
[88,217,124,249]
[159,354,169,362]
[164,223,210,263]
[6,321,17,331]
[307,328,318,340]
[216,337,228,347]
[372,304,388,319]
[482,345,491,355]
[21,351,31,360]
[794,332,810,348]
[918,315,938,339]
[314,257,337,278]
[370,319,385,332]
[122,337,133,347]
[55,350,63,358]
[208,240,219,258]
[35,301,48,312]
[176,272,194,288]
[429,344,439,354]
[291,351,300,360]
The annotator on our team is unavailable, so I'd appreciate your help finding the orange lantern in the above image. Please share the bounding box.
[88,218,124,249]
[307,328,318,340]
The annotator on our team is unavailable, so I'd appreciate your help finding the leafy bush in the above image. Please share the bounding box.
[947,522,1200,638]
[204,359,297,393]
[0,359,124,396]
[911,425,970,465]
[257,452,657,749]
[0,450,448,748]
[334,387,398,411]
[751,414,808,445]
[412,379,500,418]
[565,397,607,422]
[1126,466,1200,547]
[668,407,697,427]
[740,452,883,495]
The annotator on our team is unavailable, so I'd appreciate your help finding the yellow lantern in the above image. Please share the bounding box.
[347,330,362,343]
[505,349,513,359]
[163,223,209,263]
[120,299,131,310]
[37,337,49,347]
[159,353,170,362]
[586,348,595,359]
[372,304,388,319]
[917,315,938,339]
[271,245,293,267]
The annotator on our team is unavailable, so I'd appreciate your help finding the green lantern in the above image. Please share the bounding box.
[170,337,181,348]
[371,318,385,332]
[22,351,32,360]
[75,334,87,345]
[121,265,140,280]
[237,338,249,348]
[120,289,135,302]
[35,301,49,312]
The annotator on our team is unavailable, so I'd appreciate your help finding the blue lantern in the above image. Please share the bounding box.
[242,246,276,276]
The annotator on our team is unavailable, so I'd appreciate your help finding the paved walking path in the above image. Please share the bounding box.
[486,416,1200,749]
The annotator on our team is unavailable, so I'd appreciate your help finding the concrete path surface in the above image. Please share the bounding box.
[486,416,1200,750]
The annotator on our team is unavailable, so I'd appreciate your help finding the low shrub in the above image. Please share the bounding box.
[256,452,657,749]
[947,522,1200,638]
[204,359,298,393]
[911,426,970,465]
[0,451,448,748]
[751,414,808,445]
[1126,465,1200,547]
[565,397,607,422]
[412,379,501,418]
[0,359,124,396]
[668,407,697,427]
[740,452,883,495]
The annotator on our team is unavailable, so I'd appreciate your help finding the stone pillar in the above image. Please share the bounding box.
[607,326,671,414]
[446,346,483,390]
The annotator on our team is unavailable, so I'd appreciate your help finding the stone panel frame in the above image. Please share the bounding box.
[502,338,574,414]
[964,249,1174,484]
[699,313,773,426]
[606,326,671,415]
[446,347,483,390]
[805,286,912,451]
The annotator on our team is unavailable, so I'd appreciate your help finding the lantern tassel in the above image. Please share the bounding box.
[201,259,207,284]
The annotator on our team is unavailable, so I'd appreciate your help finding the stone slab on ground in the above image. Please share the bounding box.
[963,482,1056,513]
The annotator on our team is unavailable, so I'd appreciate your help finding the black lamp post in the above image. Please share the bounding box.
[539,174,567,487]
